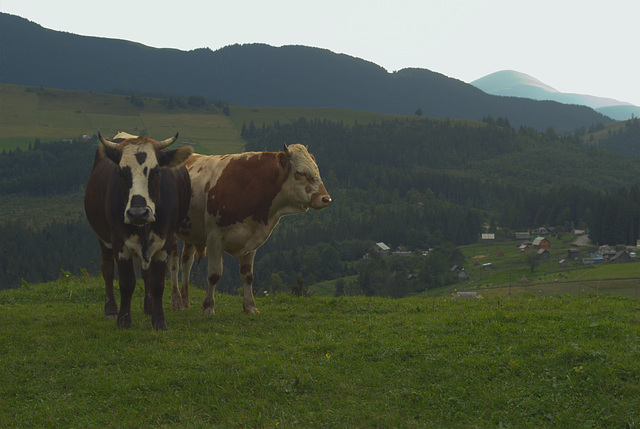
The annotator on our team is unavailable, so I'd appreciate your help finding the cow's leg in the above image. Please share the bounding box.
[169,241,184,310]
[137,257,152,316]
[116,258,136,329]
[143,260,168,331]
[143,280,152,316]
[239,250,259,314]
[202,242,222,316]
[99,241,118,317]
[176,243,197,310]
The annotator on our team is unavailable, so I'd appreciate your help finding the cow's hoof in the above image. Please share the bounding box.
[117,316,131,329]
[244,306,260,315]
[153,320,168,331]
[105,303,118,318]
[171,296,184,311]
[202,306,215,316]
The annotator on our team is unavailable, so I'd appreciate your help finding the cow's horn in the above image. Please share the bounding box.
[157,133,179,150]
[98,132,119,150]
[283,142,292,157]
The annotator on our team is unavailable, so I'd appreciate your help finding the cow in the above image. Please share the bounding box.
[171,143,331,315]
[84,132,192,330]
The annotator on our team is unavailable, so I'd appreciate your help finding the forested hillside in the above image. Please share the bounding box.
[0,138,94,195]
[0,12,612,133]
[595,118,640,157]
[1,117,638,291]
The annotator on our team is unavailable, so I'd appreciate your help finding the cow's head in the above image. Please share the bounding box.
[279,143,331,211]
[98,132,193,226]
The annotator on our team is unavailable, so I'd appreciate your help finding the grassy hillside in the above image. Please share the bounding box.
[311,237,640,300]
[1,277,639,427]
[0,83,420,154]
[0,83,423,229]
[457,237,640,292]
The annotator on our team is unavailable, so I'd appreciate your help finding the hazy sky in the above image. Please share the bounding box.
[2,0,639,106]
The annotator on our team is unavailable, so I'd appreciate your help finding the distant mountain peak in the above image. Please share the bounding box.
[471,70,639,120]
[472,70,559,94]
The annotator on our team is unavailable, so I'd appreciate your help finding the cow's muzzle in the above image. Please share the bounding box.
[126,206,155,225]
[310,183,332,210]
[311,194,332,210]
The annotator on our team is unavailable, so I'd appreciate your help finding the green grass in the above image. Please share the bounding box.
[1,276,639,427]
[457,236,639,289]
[0,83,245,154]
[0,83,426,155]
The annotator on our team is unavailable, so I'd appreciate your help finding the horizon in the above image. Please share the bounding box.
[1,1,639,106]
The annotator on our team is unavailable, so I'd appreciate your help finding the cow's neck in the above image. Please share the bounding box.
[270,194,308,221]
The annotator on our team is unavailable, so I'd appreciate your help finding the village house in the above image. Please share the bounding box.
[610,251,631,264]
[533,227,551,236]
[567,249,580,260]
[532,236,551,250]
[392,246,413,257]
[450,265,469,280]
[481,233,495,245]
[537,248,550,258]
[598,245,617,258]
[373,242,390,257]
[455,291,481,299]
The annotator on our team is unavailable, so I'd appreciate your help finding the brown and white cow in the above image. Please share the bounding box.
[84,132,192,330]
[171,143,331,315]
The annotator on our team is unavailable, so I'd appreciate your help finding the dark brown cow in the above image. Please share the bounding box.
[84,132,192,330]
[171,144,331,315]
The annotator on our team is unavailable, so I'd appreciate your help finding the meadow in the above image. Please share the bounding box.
[1,275,639,427]
[457,240,640,299]
[1,83,639,426]
[310,236,640,302]
[0,83,416,154]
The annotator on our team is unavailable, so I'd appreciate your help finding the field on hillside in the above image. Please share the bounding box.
[1,276,639,427]
[0,84,245,154]
[311,237,639,301]
[0,83,420,154]
[456,237,640,297]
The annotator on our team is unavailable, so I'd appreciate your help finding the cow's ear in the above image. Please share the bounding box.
[99,144,122,165]
[158,146,193,168]
[277,151,290,170]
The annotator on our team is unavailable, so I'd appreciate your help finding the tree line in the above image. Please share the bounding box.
[0,119,638,293]
[0,137,95,196]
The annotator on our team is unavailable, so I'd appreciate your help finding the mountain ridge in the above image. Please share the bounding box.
[471,70,639,120]
[0,12,613,133]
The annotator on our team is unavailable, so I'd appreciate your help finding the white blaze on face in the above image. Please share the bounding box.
[287,144,331,210]
[120,142,159,224]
